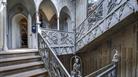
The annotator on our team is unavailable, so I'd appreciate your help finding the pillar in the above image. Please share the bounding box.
[32,11,41,49]
[57,16,60,30]
[2,0,8,51]
[36,11,41,33]
[34,0,43,49]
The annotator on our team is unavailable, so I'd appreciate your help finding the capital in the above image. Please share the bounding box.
[2,0,7,5]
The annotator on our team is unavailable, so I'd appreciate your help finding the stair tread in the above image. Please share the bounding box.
[0,61,43,72]
[0,55,41,63]
[5,68,47,77]
[0,49,38,54]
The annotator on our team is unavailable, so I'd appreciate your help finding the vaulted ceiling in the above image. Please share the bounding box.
[39,0,57,21]
[7,0,36,16]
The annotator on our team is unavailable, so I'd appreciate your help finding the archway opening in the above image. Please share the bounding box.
[49,14,57,29]
[39,0,57,30]
[39,9,49,28]
[19,18,28,48]
[7,0,36,49]
[59,6,71,32]
[12,14,28,48]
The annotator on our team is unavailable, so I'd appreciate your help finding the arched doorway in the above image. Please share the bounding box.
[7,0,37,49]
[12,14,28,48]
[19,18,28,48]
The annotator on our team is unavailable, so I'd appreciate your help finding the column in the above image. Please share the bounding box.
[34,11,40,49]
[34,0,42,33]
[57,16,60,30]
[2,0,8,51]
[28,14,32,48]
[36,11,41,33]
[34,0,42,49]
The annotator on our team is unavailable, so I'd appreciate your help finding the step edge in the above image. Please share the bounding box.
[0,55,41,63]
[0,61,44,72]
[5,68,48,77]
[0,51,38,55]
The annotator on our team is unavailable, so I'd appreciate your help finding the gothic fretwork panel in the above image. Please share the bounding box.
[38,34,71,77]
[76,0,136,51]
[40,29,75,55]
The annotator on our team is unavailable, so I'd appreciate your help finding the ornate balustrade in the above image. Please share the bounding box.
[38,33,71,77]
[76,0,137,51]
[37,0,137,76]
[40,28,75,55]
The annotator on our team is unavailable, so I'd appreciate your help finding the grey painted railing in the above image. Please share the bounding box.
[76,0,137,51]
[38,33,71,77]
[40,28,75,55]
[85,63,117,77]
[85,63,114,77]
[96,64,117,77]
[85,49,119,77]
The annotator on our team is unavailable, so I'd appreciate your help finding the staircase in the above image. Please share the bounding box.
[0,49,48,77]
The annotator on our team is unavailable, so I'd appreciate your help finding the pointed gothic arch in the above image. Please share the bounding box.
[59,6,71,31]
[12,14,28,48]
[39,9,49,28]
[7,0,37,49]
[39,0,58,29]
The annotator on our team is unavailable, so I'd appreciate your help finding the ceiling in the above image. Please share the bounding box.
[7,0,36,16]
[39,0,57,21]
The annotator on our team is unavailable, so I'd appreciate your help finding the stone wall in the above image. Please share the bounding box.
[76,0,87,27]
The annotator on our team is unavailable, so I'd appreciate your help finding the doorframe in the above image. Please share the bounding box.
[11,13,28,49]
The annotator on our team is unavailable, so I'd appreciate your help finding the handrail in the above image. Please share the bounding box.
[38,33,71,77]
[75,0,104,30]
[75,0,106,44]
[77,2,126,42]
[75,0,136,51]
[85,48,119,77]
[96,64,117,77]
[76,0,129,43]
[85,63,117,77]
[85,63,113,77]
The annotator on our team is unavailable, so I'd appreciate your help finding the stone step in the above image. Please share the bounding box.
[0,55,41,63]
[0,61,43,72]
[0,49,48,76]
[0,49,39,59]
[5,68,48,77]
[0,49,38,55]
